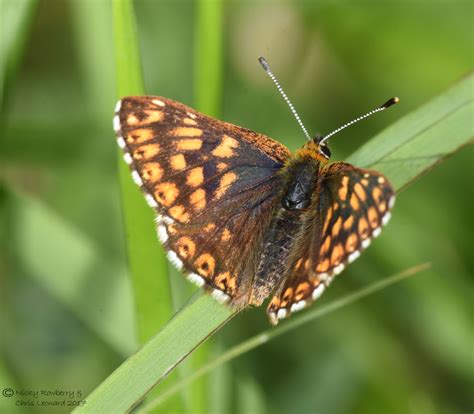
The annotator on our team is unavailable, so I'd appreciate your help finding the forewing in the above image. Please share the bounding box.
[267,162,395,324]
[114,96,290,305]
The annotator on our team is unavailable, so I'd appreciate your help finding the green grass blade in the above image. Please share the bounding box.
[139,263,431,412]
[112,0,172,345]
[236,375,267,414]
[74,294,234,414]
[113,0,143,98]
[208,342,232,414]
[0,0,38,108]
[76,73,472,413]
[194,0,223,116]
[112,1,186,412]
[184,0,225,411]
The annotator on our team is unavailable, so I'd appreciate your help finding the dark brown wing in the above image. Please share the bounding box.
[114,96,291,305]
[267,162,395,324]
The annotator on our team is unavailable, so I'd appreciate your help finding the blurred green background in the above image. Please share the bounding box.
[1,0,473,413]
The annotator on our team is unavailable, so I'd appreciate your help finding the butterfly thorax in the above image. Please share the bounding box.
[282,140,329,210]
[249,146,324,305]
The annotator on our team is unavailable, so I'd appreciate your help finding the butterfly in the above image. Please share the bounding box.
[113,76,396,325]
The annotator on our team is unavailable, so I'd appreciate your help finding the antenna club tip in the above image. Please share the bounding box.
[381,97,400,109]
[258,56,270,71]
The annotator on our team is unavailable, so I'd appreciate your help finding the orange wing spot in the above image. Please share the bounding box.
[176,236,196,259]
[322,206,333,235]
[127,110,163,126]
[280,287,294,307]
[268,296,281,310]
[195,253,216,277]
[372,186,383,203]
[338,176,350,201]
[166,224,178,236]
[176,139,203,150]
[203,223,216,232]
[227,275,237,294]
[321,235,331,255]
[171,127,202,137]
[167,223,178,235]
[343,216,354,230]
[217,162,228,172]
[215,271,236,294]
[169,154,186,170]
[316,259,330,273]
[354,183,367,202]
[295,282,311,301]
[378,200,387,213]
[183,117,197,126]
[133,144,160,160]
[142,110,163,123]
[190,188,206,211]
[126,114,140,125]
[361,178,369,187]
[345,233,358,252]
[312,279,323,288]
[350,193,360,210]
[186,167,204,187]
[358,217,370,238]
[368,206,379,229]
[154,182,179,206]
[214,271,229,290]
[221,228,231,242]
[295,258,303,269]
[330,243,344,265]
[126,128,154,144]
[169,205,189,223]
[215,172,238,199]
[304,259,310,270]
[332,217,342,236]
[142,162,163,183]
[211,135,239,158]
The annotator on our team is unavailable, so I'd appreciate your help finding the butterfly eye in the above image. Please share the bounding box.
[319,144,331,159]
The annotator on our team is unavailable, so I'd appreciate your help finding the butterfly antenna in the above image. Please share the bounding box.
[319,97,400,144]
[259,56,311,141]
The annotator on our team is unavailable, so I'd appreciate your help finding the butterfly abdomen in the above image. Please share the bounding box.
[250,155,322,305]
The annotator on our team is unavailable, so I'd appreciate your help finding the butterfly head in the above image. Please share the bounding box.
[314,135,331,160]
[295,137,331,164]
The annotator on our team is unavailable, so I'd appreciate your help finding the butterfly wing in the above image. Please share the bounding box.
[114,96,291,305]
[267,162,395,324]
